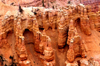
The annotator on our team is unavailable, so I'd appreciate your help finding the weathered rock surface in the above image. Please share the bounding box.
[0,0,100,66]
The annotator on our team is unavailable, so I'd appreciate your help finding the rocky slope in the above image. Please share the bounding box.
[0,0,74,7]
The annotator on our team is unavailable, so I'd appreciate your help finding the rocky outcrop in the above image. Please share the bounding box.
[0,1,100,66]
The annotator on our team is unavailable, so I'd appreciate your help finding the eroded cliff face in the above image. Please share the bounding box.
[1,0,100,12]
[0,0,67,7]
[1,0,100,7]
[0,0,100,66]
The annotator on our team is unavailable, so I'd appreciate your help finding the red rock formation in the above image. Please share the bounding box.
[0,1,100,66]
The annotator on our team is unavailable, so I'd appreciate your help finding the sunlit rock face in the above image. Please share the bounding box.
[1,0,100,6]
[0,0,77,7]
[0,0,100,66]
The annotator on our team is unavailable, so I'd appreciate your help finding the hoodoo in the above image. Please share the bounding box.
[0,0,100,66]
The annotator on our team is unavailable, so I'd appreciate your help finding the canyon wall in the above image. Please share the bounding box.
[0,0,100,66]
